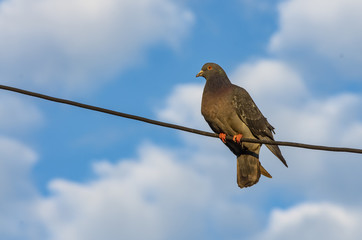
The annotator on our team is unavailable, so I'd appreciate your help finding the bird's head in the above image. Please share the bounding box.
[196,62,226,80]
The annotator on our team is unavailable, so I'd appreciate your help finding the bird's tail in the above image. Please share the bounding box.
[237,152,262,188]
[260,164,272,178]
[236,150,273,188]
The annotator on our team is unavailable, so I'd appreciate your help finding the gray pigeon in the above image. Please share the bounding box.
[196,62,288,189]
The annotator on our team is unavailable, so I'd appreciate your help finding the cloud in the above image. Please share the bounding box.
[269,0,362,77]
[231,59,307,107]
[0,0,194,93]
[157,83,207,130]
[0,93,43,134]
[36,142,260,240]
[2,131,361,240]
[0,137,37,197]
[257,202,362,240]
[0,136,46,240]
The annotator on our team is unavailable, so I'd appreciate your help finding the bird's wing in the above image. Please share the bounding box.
[231,85,288,167]
[231,85,274,139]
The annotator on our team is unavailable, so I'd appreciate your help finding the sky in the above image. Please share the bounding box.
[1,0,362,239]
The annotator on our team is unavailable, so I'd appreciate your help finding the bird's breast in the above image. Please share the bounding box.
[201,90,235,126]
[201,89,256,139]
[201,91,229,120]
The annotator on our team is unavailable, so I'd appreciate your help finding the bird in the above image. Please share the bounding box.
[196,62,288,189]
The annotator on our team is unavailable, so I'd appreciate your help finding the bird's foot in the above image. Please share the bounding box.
[233,134,243,143]
[218,133,227,143]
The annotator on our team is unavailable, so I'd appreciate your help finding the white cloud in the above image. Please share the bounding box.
[0,93,43,134]
[269,0,362,77]
[35,142,260,240]
[0,0,194,93]
[341,122,362,148]
[0,137,37,196]
[0,136,45,240]
[157,83,207,130]
[276,93,361,144]
[231,59,307,107]
[257,202,362,240]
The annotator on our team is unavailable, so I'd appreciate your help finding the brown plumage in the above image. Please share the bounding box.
[196,62,287,189]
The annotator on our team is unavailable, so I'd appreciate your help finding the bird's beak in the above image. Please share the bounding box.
[196,70,204,78]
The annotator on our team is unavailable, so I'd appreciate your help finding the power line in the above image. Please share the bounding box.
[1,84,362,154]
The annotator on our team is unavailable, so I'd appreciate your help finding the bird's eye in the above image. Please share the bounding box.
[207,66,213,70]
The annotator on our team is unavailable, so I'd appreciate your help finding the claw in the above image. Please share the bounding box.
[218,133,227,143]
[233,134,243,143]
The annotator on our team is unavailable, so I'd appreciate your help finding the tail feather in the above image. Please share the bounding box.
[237,153,261,188]
[260,164,272,178]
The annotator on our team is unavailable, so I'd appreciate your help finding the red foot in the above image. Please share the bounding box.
[218,133,227,143]
[233,134,243,143]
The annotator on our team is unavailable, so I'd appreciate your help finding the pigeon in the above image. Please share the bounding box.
[196,62,288,189]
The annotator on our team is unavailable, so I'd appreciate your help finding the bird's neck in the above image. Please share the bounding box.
[204,75,231,93]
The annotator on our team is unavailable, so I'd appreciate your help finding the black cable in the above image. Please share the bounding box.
[1,84,362,154]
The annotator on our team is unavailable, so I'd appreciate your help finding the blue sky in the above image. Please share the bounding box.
[1,0,362,239]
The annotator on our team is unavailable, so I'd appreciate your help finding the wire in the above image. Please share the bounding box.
[1,84,362,154]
